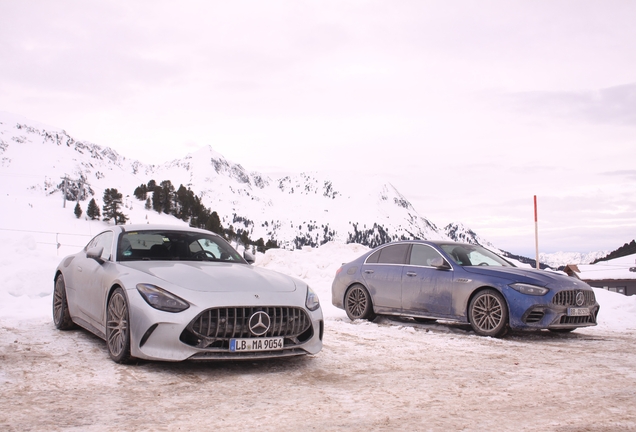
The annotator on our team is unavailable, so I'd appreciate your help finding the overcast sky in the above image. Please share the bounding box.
[1,1,635,256]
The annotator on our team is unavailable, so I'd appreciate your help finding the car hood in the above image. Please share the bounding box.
[462,266,584,289]
[120,261,298,293]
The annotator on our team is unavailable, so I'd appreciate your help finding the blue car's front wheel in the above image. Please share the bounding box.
[468,289,509,338]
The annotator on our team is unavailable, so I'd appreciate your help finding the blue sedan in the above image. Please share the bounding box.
[331,241,599,337]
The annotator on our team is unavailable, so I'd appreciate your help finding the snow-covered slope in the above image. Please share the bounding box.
[444,222,498,250]
[574,253,636,281]
[2,111,616,267]
[0,112,448,250]
[539,250,610,268]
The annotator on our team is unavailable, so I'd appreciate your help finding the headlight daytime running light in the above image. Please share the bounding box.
[305,286,320,311]
[136,283,190,313]
[509,283,549,296]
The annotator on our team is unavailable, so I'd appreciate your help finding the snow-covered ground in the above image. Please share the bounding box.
[2,224,636,431]
[2,122,636,430]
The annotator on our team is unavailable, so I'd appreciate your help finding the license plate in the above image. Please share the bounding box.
[567,307,590,316]
[230,337,284,352]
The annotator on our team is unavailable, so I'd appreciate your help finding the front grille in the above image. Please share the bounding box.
[552,290,596,306]
[180,307,312,349]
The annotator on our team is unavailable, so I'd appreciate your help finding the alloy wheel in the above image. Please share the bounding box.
[107,291,129,359]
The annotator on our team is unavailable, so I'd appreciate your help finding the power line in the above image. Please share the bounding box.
[0,227,92,237]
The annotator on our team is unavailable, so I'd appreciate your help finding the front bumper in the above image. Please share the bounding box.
[505,286,600,331]
[126,289,324,361]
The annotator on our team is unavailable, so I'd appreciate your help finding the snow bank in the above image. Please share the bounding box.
[255,242,371,318]
[0,233,60,320]
[593,287,636,331]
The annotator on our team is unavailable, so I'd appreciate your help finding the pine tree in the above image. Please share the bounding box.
[159,180,175,214]
[145,198,151,210]
[114,210,129,225]
[133,183,148,200]
[102,188,128,225]
[87,198,101,220]
[205,211,224,235]
[255,238,266,253]
[225,225,236,241]
[239,230,251,247]
[74,202,82,219]
[152,185,162,213]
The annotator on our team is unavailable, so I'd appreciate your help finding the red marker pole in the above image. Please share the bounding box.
[534,195,539,270]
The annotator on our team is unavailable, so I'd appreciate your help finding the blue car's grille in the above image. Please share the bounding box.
[180,307,312,349]
[552,290,596,307]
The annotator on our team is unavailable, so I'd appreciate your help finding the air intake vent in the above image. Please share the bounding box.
[525,310,545,323]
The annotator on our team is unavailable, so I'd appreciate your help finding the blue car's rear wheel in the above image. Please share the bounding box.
[468,289,509,338]
[106,287,133,363]
[344,284,376,321]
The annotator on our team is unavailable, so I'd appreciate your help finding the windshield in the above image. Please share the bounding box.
[439,244,513,267]
[117,230,246,263]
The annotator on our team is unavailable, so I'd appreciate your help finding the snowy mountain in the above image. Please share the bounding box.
[539,251,610,269]
[0,112,449,251]
[0,112,606,266]
[444,222,498,250]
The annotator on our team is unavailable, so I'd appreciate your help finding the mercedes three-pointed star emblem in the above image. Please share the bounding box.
[575,291,585,307]
[248,311,271,336]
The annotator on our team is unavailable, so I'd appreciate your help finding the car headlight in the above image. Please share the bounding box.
[305,286,320,311]
[509,283,549,296]
[136,284,190,312]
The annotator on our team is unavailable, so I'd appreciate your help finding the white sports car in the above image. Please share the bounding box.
[53,224,323,363]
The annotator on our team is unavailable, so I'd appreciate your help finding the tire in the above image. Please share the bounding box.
[106,287,133,364]
[53,274,75,330]
[344,284,376,321]
[413,317,437,324]
[468,289,509,338]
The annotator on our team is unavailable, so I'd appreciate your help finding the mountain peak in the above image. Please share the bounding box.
[1,111,497,252]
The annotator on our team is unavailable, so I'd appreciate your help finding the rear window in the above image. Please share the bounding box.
[366,244,410,265]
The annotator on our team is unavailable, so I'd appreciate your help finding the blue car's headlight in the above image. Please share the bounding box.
[509,283,549,296]
[136,284,190,312]
[306,286,320,311]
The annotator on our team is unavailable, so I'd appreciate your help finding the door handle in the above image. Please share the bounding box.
[364,269,374,274]
[406,271,417,277]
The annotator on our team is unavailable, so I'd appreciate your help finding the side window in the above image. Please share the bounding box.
[366,249,381,263]
[377,244,410,265]
[409,244,444,267]
[86,236,99,250]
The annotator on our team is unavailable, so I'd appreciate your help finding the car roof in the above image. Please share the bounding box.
[99,224,219,237]
[376,240,472,247]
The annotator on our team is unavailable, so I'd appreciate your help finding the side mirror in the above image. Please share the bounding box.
[243,250,255,265]
[86,246,104,263]
[430,257,451,270]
